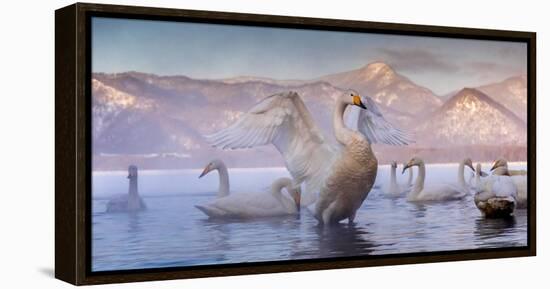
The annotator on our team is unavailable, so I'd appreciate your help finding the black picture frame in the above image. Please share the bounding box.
[55,2,536,285]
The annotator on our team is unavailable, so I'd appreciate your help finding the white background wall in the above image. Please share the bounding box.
[0,0,546,288]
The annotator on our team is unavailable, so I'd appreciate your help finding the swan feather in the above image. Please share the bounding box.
[207,92,410,205]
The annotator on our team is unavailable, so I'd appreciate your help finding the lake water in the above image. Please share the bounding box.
[91,163,528,272]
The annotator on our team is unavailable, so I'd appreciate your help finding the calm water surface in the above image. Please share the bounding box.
[92,163,527,271]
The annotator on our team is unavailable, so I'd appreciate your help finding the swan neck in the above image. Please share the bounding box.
[271,184,284,204]
[390,166,397,186]
[333,100,353,145]
[216,163,230,198]
[407,168,413,186]
[458,161,467,188]
[271,180,294,212]
[411,163,425,196]
[128,177,138,196]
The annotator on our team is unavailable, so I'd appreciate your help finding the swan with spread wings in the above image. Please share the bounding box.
[206,90,411,225]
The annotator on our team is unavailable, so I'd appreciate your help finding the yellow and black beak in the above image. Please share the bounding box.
[353,95,367,109]
[402,163,411,174]
[199,165,211,178]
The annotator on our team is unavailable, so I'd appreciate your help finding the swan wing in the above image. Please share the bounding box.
[418,184,466,201]
[510,175,526,199]
[202,192,284,218]
[510,175,527,208]
[206,92,337,203]
[493,176,517,198]
[478,175,517,200]
[356,96,414,145]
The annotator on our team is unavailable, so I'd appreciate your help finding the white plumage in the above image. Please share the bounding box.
[206,90,411,224]
[490,159,527,209]
[403,158,472,202]
[195,159,301,218]
[474,163,517,217]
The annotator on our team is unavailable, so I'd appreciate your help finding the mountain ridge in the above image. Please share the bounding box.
[415,88,526,146]
[316,62,442,114]
[91,62,527,169]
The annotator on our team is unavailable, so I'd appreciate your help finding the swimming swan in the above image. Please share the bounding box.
[402,157,473,202]
[206,91,411,225]
[473,163,516,218]
[195,159,301,218]
[106,165,146,213]
[490,159,527,209]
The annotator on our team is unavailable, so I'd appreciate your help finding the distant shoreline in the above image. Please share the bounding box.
[92,161,528,174]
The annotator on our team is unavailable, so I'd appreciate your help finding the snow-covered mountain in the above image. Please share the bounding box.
[317,62,442,114]
[92,79,156,137]
[92,78,205,155]
[91,64,528,169]
[91,72,348,168]
[415,88,526,146]
[477,75,527,121]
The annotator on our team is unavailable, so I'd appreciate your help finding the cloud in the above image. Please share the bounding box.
[465,61,526,81]
[377,48,459,73]
[466,61,526,74]
[497,45,525,58]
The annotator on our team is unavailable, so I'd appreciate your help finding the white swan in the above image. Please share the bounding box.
[106,165,146,213]
[491,159,527,209]
[195,159,301,218]
[383,161,409,197]
[206,91,411,225]
[402,157,473,202]
[473,163,517,217]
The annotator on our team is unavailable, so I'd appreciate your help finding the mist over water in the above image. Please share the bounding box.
[92,163,527,272]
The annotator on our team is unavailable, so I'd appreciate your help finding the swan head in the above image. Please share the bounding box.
[341,89,366,109]
[199,159,224,178]
[490,158,509,176]
[127,165,138,179]
[402,157,423,174]
[464,158,474,171]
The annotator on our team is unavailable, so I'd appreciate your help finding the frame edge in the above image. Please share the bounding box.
[55,3,78,285]
[527,32,536,256]
[55,2,537,285]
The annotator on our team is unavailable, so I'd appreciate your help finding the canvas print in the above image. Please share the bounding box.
[91,17,528,272]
